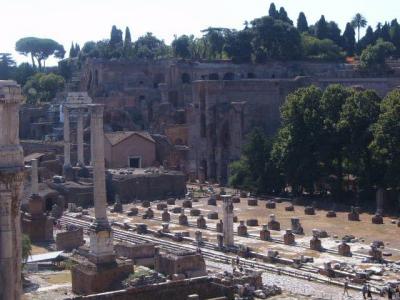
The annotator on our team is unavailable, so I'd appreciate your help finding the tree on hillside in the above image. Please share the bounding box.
[224,29,253,63]
[201,27,227,59]
[389,19,400,57]
[360,39,395,71]
[0,53,16,80]
[342,23,356,56]
[15,37,65,70]
[23,72,65,103]
[110,25,123,48]
[134,32,169,60]
[370,89,400,188]
[297,12,309,33]
[172,35,191,59]
[124,27,133,56]
[14,62,36,85]
[278,7,293,25]
[268,3,279,18]
[351,13,367,43]
[315,16,329,40]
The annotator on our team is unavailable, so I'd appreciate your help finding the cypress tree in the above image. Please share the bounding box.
[297,12,309,32]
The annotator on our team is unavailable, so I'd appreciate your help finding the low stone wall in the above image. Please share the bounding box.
[69,276,234,300]
[56,227,84,251]
[114,242,155,267]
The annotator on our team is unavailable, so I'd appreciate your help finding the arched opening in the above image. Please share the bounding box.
[209,73,219,80]
[181,73,191,84]
[247,72,256,79]
[223,72,235,80]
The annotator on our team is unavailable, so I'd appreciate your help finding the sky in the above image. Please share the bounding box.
[1,0,399,66]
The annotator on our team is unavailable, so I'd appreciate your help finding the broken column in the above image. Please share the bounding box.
[195,231,203,245]
[283,229,295,245]
[338,241,351,256]
[71,104,131,295]
[197,215,207,229]
[267,214,280,231]
[179,210,188,225]
[162,209,170,222]
[290,217,304,235]
[348,206,360,221]
[216,220,223,233]
[63,105,73,179]
[237,221,248,236]
[260,225,271,241]
[31,158,39,195]
[222,194,234,247]
[0,80,25,300]
[77,108,85,166]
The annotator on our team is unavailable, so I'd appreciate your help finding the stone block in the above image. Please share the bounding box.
[179,214,188,226]
[182,200,192,208]
[171,206,182,214]
[233,216,238,223]
[167,198,176,205]
[156,203,167,211]
[216,221,223,233]
[197,216,207,229]
[290,218,304,235]
[143,208,154,219]
[237,221,247,236]
[326,211,336,218]
[304,206,315,215]
[232,196,240,203]
[283,230,295,245]
[190,209,201,216]
[127,207,138,216]
[240,191,247,198]
[310,237,322,251]
[246,219,259,226]
[265,201,276,209]
[207,212,219,220]
[260,226,270,241]
[142,201,151,208]
[56,227,84,251]
[247,198,258,206]
[136,224,147,234]
[285,205,294,211]
[162,209,171,222]
[372,214,383,224]
[207,196,217,206]
[338,242,351,256]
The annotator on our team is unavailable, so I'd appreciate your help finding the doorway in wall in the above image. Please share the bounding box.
[129,156,141,168]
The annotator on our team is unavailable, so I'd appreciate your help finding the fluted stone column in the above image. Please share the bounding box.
[31,159,39,195]
[0,80,25,300]
[63,106,71,167]
[77,108,85,166]
[222,194,234,247]
[88,104,114,263]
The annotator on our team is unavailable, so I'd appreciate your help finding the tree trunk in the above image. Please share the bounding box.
[30,54,36,68]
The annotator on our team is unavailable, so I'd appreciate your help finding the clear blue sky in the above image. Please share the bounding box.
[1,0,399,65]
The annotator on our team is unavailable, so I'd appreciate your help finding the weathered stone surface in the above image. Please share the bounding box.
[267,215,280,231]
[127,207,139,216]
[310,236,322,251]
[136,223,148,234]
[348,206,360,221]
[216,220,223,233]
[207,195,217,206]
[222,195,234,247]
[179,213,188,225]
[233,216,238,223]
[232,196,240,203]
[143,208,154,219]
[56,227,84,251]
[171,206,182,214]
[197,215,207,229]
[260,225,271,241]
[142,201,151,208]
[162,209,171,222]
[338,241,351,256]
[326,211,336,218]
[166,198,176,205]
[290,218,304,235]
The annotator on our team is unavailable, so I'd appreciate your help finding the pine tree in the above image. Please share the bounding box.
[110,25,123,47]
[342,23,356,56]
[268,3,278,18]
[69,42,76,58]
[297,12,309,32]
[315,15,329,40]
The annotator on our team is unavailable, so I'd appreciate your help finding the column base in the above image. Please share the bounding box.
[88,220,115,264]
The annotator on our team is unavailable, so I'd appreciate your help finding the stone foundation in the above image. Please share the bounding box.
[56,227,84,251]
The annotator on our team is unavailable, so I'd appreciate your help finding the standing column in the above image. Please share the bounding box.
[63,106,71,167]
[222,194,234,247]
[88,104,114,264]
[77,108,85,166]
[0,80,25,300]
[31,159,39,195]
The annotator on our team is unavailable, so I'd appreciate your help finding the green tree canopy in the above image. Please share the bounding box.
[359,39,395,71]
[297,12,309,33]
[351,13,367,43]
[23,72,65,103]
[172,35,192,59]
[0,53,16,80]
[342,23,356,56]
[15,37,65,70]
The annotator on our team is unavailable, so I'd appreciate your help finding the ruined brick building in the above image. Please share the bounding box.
[24,58,400,184]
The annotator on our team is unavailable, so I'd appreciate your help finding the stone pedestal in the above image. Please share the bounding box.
[217,234,224,248]
[142,200,151,208]
[197,215,207,229]
[157,203,167,211]
[260,225,271,241]
[207,195,216,206]
[283,229,295,245]
[267,214,280,231]
[179,212,188,225]
[182,200,192,208]
[190,208,201,216]
[290,218,304,235]
[310,236,322,251]
[266,201,276,209]
[161,223,169,233]
[167,198,176,205]
[232,196,240,203]
[171,206,182,214]
[161,209,170,222]
[247,198,258,206]
[372,214,383,224]
[127,207,138,216]
[136,224,147,234]
[369,246,383,261]
[195,231,203,244]
[285,205,294,211]
[76,108,85,166]
[71,260,132,295]
[237,221,248,236]
[112,198,123,213]
[207,212,218,219]
[222,195,234,247]
[143,208,154,219]
[348,206,360,221]
[326,211,336,218]
[304,206,315,215]
[246,219,258,226]
[338,242,351,256]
